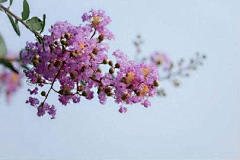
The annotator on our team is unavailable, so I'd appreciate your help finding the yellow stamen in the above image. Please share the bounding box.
[142,68,149,77]
[126,72,135,84]
[157,57,164,65]
[92,16,101,26]
[140,84,149,96]
[10,73,19,84]
[79,43,85,50]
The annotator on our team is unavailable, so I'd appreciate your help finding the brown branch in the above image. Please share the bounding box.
[41,64,63,105]
[0,4,43,40]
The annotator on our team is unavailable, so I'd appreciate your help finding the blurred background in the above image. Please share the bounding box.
[0,0,239,159]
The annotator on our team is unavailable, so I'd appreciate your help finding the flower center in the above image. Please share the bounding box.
[157,57,164,65]
[142,68,149,77]
[92,16,101,26]
[11,73,19,84]
[126,72,135,84]
[79,43,85,50]
[140,84,149,96]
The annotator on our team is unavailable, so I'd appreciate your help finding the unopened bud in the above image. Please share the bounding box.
[154,80,159,87]
[82,91,88,97]
[103,59,108,64]
[77,86,84,92]
[121,94,128,101]
[115,63,120,68]
[108,60,113,66]
[97,68,102,73]
[64,33,71,40]
[54,61,61,67]
[41,91,46,96]
[104,87,111,94]
[109,67,115,74]
[92,48,98,55]
[98,35,104,42]
[70,73,76,79]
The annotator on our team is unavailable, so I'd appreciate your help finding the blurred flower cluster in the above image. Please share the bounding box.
[0,55,21,103]
[133,35,206,97]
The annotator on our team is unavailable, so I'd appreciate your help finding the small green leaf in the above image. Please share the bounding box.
[7,14,21,36]
[21,0,29,20]
[40,14,46,33]
[0,59,19,74]
[0,0,8,3]
[9,0,13,7]
[26,17,43,31]
[21,64,29,70]
[0,34,7,57]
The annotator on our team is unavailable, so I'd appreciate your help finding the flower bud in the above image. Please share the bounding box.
[121,94,128,101]
[109,67,115,74]
[97,68,102,73]
[104,87,111,94]
[115,63,120,68]
[92,48,98,55]
[154,80,159,87]
[108,60,113,66]
[37,77,44,83]
[60,40,66,45]
[97,87,102,94]
[54,41,59,46]
[59,89,65,95]
[64,33,71,40]
[54,61,61,67]
[77,86,84,92]
[65,90,71,95]
[82,91,88,97]
[98,35,104,42]
[70,73,76,79]
[41,91,46,96]
[106,92,113,96]
[103,59,108,64]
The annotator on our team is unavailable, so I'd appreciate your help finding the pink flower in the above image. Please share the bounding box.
[150,52,172,71]
[0,55,21,103]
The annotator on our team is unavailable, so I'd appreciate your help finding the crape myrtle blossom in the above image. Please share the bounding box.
[151,52,172,71]
[21,9,159,119]
[0,54,22,103]
[0,68,21,103]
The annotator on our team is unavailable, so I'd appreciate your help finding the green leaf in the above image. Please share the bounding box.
[0,0,8,3]
[0,34,7,57]
[40,14,46,33]
[9,0,13,7]
[21,0,29,20]
[21,64,29,70]
[0,59,19,74]
[26,17,43,31]
[7,14,20,36]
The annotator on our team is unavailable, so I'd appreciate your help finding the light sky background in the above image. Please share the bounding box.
[0,0,239,159]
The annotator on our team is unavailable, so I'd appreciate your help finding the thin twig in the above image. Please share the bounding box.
[0,4,43,40]
[41,64,63,105]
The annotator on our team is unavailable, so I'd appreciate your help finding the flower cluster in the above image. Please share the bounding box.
[0,56,21,103]
[21,10,158,119]
[151,52,172,71]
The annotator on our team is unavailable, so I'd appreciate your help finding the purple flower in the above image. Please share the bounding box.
[26,97,39,106]
[119,106,127,113]
[150,52,172,70]
[28,87,38,95]
[0,55,22,103]
[141,99,151,108]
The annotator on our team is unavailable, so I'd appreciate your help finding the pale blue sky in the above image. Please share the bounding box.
[0,0,239,159]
